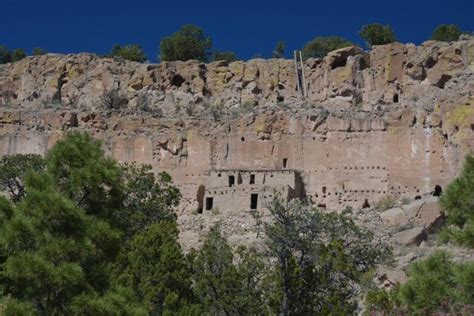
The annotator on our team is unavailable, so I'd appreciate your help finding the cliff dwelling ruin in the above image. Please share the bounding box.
[0,40,473,246]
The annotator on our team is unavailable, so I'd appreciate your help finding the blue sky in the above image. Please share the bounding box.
[1,0,473,62]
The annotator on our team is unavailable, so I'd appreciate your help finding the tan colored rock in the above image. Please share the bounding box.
[394,226,427,246]
[381,207,410,226]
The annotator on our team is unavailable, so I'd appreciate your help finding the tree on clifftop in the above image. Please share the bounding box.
[211,50,239,62]
[301,36,354,60]
[111,44,148,62]
[0,46,26,64]
[431,24,462,42]
[272,40,286,59]
[359,23,396,48]
[159,24,212,62]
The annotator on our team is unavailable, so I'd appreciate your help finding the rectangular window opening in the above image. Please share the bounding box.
[250,193,258,210]
[229,175,235,187]
[205,197,214,210]
[250,174,255,185]
[283,158,288,168]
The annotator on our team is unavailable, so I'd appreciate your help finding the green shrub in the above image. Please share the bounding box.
[440,154,474,247]
[32,47,47,56]
[364,287,397,314]
[111,44,147,62]
[375,195,396,211]
[301,36,354,60]
[159,24,212,62]
[359,23,396,48]
[366,252,474,314]
[11,49,26,62]
[272,41,286,59]
[431,24,462,42]
[397,251,474,313]
[211,50,238,62]
[0,46,26,64]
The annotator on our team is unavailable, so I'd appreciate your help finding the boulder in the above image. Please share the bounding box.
[394,226,427,246]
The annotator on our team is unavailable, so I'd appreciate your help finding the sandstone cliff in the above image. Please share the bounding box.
[0,40,473,249]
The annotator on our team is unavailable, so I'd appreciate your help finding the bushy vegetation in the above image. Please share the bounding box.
[0,138,471,314]
[260,198,390,314]
[366,251,474,314]
[431,24,462,42]
[374,194,396,211]
[0,132,394,314]
[439,154,474,247]
[366,154,474,314]
[0,154,45,202]
[272,40,286,59]
[111,44,148,62]
[0,46,26,64]
[211,50,239,62]
[359,23,396,48]
[6,23,472,65]
[0,132,178,313]
[301,36,354,60]
[32,47,47,56]
[159,24,212,62]
[398,251,474,313]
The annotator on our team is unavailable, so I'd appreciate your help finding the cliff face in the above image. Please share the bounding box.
[0,40,473,247]
[1,40,473,112]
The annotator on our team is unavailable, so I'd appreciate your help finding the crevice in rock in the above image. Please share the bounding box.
[171,74,185,88]
[435,75,452,89]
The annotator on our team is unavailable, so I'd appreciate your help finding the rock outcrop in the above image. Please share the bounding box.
[0,40,473,249]
[1,40,473,113]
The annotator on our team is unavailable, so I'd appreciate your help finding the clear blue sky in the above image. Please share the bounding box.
[1,0,473,62]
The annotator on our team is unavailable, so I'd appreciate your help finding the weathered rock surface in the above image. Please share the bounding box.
[1,40,473,113]
[0,40,473,249]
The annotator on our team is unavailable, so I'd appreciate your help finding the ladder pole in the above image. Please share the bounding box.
[299,51,308,98]
[294,50,302,96]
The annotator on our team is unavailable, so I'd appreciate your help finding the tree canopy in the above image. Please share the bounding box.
[440,154,474,247]
[211,51,239,62]
[111,44,148,63]
[359,23,396,48]
[272,41,286,59]
[159,25,212,62]
[431,24,462,42]
[259,198,390,315]
[301,36,355,60]
[0,132,181,314]
[0,46,26,64]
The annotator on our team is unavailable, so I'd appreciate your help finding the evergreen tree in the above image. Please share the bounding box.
[432,24,462,42]
[301,36,354,60]
[192,225,268,315]
[11,49,26,62]
[0,154,45,202]
[272,41,286,59]
[211,51,239,62]
[0,132,182,314]
[440,154,474,247]
[359,23,396,48]
[32,47,47,56]
[120,163,180,239]
[0,45,12,64]
[261,198,390,315]
[398,251,474,313]
[159,25,212,62]
[112,222,195,315]
[111,44,148,63]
